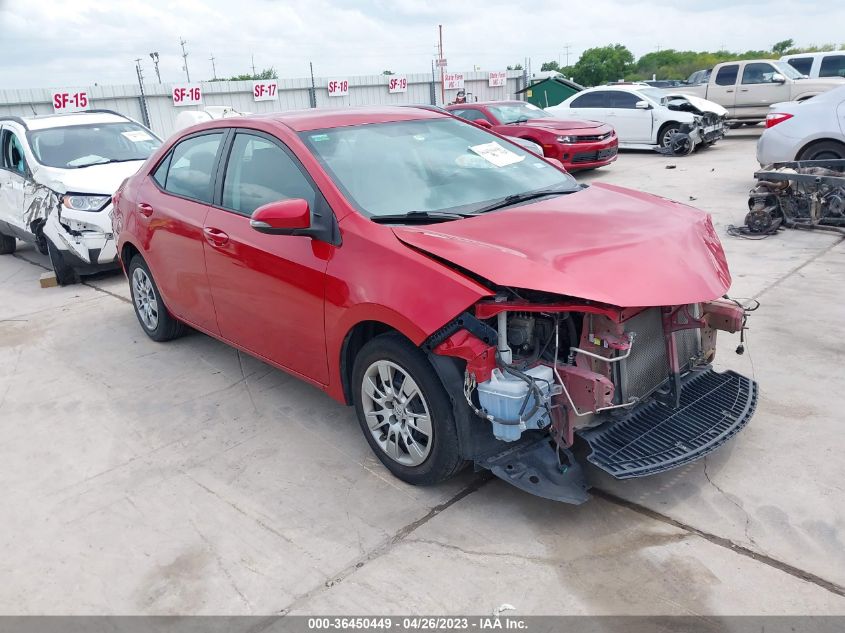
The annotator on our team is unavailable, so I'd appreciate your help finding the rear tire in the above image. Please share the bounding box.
[0,233,15,255]
[352,333,464,486]
[128,255,186,342]
[798,140,845,161]
[47,240,80,286]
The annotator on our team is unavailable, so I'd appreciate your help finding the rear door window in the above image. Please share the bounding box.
[222,133,316,216]
[786,57,813,76]
[570,91,608,108]
[158,133,224,203]
[715,65,739,86]
[819,55,845,78]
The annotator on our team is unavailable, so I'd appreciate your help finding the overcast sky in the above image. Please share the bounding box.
[1,0,843,89]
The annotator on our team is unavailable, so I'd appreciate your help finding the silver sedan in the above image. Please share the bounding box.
[757,85,845,165]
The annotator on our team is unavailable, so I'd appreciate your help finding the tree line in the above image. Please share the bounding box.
[533,39,844,87]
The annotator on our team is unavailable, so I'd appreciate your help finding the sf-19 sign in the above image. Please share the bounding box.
[52,91,89,113]
[327,79,349,97]
[443,73,464,90]
[172,85,202,106]
[387,76,407,93]
[253,80,278,101]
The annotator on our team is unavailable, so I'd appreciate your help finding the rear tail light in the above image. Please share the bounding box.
[765,113,793,128]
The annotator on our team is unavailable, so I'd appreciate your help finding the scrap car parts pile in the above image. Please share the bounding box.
[736,159,845,237]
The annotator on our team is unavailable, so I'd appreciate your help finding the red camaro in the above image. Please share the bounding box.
[445,100,618,171]
[114,106,756,504]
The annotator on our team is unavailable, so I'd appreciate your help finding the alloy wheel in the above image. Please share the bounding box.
[132,267,159,331]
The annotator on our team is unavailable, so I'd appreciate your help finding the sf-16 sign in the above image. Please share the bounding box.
[253,80,278,101]
[387,76,407,93]
[443,73,464,90]
[327,79,349,97]
[52,91,89,113]
[172,85,202,106]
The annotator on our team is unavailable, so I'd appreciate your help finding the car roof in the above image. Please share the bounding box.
[781,51,845,60]
[4,111,132,131]
[250,106,446,132]
[445,100,523,108]
[577,84,650,94]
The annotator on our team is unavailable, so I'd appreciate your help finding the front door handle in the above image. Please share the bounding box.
[726,89,734,93]
[138,203,154,217]
[203,227,229,246]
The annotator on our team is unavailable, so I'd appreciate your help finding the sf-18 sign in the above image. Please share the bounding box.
[488,71,507,87]
[387,76,407,93]
[253,80,278,101]
[327,79,349,97]
[52,91,89,113]
[443,73,464,90]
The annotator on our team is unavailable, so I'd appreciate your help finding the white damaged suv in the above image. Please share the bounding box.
[0,110,161,284]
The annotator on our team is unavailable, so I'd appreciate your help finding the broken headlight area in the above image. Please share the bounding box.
[430,293,758,503]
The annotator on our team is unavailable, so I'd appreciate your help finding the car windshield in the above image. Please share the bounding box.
[636,87,667,105]
[29,122,162,169]
[301,117,577,218]
[487,102,552,123]
[771,61,805,80]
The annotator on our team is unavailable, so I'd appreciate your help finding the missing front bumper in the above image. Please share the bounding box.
[578,368,758,479]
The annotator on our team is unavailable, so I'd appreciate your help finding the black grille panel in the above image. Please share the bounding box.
[578,369,758,479]
[571,147,618,164]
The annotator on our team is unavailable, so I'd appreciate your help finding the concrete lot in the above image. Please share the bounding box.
[1,127,843,615]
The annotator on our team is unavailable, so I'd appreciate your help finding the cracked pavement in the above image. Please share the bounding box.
[1,128,844,615]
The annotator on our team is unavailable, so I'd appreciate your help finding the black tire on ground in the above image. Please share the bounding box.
[0,233,15,255]
[797,140,845,161]
[352,332,465,486]
[127,254,186,342]
[46,240,80,286]
[657,123,681,149]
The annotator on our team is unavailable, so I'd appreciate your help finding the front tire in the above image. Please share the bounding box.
[0,233,15,255]
[658,123,681,149]
[798,140,845,161]
[128,255,186,342]
[47,240,80,286]
[352,333,464,486]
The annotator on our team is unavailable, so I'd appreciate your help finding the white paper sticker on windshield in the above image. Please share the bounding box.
[468,142,524,167]
[122,130,154,143]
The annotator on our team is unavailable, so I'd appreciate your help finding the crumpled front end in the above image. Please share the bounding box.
[42,201,119,271]
[430,295,757,504]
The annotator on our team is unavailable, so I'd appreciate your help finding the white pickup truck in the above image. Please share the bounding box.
[676,59,844,124]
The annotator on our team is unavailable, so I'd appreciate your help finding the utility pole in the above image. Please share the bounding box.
[251,54,257,79]
[308,61,316,108]
[179,37,191,82]
[561,43,572,67]
[438,24,445,106]
[134,59,151,128]
[210,54,217,80]
[149,51,161,83]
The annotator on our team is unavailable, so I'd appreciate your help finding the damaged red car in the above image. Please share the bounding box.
[445,100,618,171]
[113,107,757,503]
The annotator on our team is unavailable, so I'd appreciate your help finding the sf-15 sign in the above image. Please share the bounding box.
[253,80,278,101]
[172,85,202,106]
[327,79,349,97]
[443,73,464,90]
[387,76,407,93]
[52,91,89,113]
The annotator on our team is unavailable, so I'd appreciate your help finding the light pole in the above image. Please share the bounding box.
[149,52,161,83]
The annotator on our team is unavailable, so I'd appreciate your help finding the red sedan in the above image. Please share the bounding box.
[113,106,756,504]
[446,100,618,171]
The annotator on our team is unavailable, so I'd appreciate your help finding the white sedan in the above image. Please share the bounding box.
[756,84,845,165]
[546,84,727,152]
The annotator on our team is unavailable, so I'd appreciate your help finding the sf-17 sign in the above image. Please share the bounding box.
[253,80,278,101]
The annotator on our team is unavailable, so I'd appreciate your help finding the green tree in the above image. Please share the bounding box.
[210,67,278,82]
[506,63,524,70]
[772,39,795,55]
[382,70,394,75]
[540,60,560,72]
[569,44,634,86]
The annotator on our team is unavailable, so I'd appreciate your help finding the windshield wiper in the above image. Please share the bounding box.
[369,210,476,224]
[506,116,530,125]
[473,186,577,215]
[71,157,145,169]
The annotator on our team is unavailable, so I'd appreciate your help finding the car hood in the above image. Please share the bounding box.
[391,183,731,308]
[664,93,729,117]
[33,160,147,195]
[518,118,607,132]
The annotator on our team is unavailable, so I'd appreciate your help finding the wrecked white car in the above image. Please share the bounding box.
[0,111,161,284]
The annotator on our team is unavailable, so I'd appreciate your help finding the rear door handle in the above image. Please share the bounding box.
[138,203,154,217]
[203,227,229,246]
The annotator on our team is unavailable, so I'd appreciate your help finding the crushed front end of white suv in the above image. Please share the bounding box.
[0,111,161,284]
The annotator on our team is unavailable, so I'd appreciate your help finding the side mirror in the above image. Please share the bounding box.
[473,119,493,128]
[635,100,651,109]
[250,198,311,235]
[771,73,786,83]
